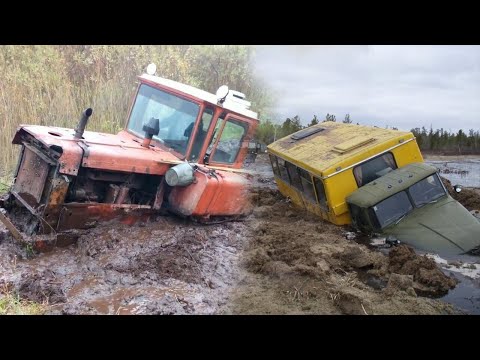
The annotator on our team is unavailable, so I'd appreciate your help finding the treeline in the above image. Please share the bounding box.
[256,113,355,145]
[411,127,480,155]
[256,113,479,156]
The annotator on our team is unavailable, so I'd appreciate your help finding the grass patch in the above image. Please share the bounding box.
[0,181,10,194]
[0,292,46,315]
[0,176,12,195]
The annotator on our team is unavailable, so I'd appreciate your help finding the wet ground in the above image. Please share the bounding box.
[426,157,480,188]
[0,216,252,314]
[354,234,480,314]
[0,154,479,314]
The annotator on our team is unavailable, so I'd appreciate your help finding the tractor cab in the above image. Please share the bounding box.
[129,73,258,168]
[0,65,259,250]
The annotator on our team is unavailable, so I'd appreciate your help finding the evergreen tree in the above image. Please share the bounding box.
[343,114,352,124]
[323,113,336,122]
[308,115,319,127]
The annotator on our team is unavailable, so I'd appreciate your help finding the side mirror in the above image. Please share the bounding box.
[143,117,160,136]
[453,184,462,193]
[142,117,160,148]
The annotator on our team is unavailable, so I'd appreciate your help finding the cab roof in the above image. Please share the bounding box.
[267,122,415,177]
[346,163,439,208]
[139,74,259,120]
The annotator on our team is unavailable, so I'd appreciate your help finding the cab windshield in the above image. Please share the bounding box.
[127,84,200,155]
[371,191,413,229]
[368,173,446,230]
[408,174,446,207]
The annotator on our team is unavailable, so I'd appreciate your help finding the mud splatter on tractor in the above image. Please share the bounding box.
[0,67,259,251]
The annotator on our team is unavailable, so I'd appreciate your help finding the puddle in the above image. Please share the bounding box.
[84,285,190,315]
[438,274,480,314]
[421,252,480,314]
[426,160,480,188]
[425,254,480,279]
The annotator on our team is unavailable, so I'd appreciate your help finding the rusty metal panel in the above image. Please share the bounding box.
[168,170,250,217]
[56,203,153,231]
[12,127,84,176]
[153,178,166,210]
[12,147,50,207]
[0,208,25,244]
[81,143,172,176]
[42,175,71,232]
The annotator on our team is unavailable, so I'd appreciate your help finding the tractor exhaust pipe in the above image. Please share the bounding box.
[74,108,93,139]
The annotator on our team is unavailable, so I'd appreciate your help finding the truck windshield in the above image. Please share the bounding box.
[371,191,413,229]
[127,84,200,155]
[408,174,446,207]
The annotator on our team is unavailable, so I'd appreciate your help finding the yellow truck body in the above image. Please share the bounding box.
[267,122,423,225]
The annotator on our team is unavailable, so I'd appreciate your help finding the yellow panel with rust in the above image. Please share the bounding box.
[267,122,419,177]
[275,178,304,208]
[333,137,376,153]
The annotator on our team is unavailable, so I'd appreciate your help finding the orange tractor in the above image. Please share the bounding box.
[0,65,259,249]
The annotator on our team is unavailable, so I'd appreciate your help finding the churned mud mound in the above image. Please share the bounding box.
[224,185,459,315]
[387,246,457,296]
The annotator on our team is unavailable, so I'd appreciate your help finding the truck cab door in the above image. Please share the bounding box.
[203,113,250,168]
[187,106,215,162]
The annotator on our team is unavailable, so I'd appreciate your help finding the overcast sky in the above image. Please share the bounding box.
[253,45,480,132]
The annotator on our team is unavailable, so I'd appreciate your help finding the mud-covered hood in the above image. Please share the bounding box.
[385,196,480,255]
[13,126,180,176]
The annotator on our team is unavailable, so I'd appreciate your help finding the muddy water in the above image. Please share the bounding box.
[426,159,480,188]
[440,275,480,314]
[426,253,480,315]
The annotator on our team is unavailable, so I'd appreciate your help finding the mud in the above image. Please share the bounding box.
[0,154,468,314]
[224,182,458,314]
[387,246,457,296]
[442,177,480,211]
[0,217,249,314]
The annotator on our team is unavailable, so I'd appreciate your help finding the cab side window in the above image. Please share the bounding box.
[188,107,214,161]
[211,118,248,164]
[277,158,290,183]
[204,114,226,163]
[298,168,316,203]
[313,177,328,210]
[349,204,370,231]
[286,162,303,191]
[269,154,280,177]
[353,152,397,187]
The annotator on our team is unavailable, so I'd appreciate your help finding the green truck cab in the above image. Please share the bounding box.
[346,163,480,255]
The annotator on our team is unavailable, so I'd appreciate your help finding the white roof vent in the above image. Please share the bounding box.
[230,90,246,99]
[224,90,251,110]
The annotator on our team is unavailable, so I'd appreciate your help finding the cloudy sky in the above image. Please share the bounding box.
[253,45,480,132]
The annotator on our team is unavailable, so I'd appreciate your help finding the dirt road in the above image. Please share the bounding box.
[0,154,469,314]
